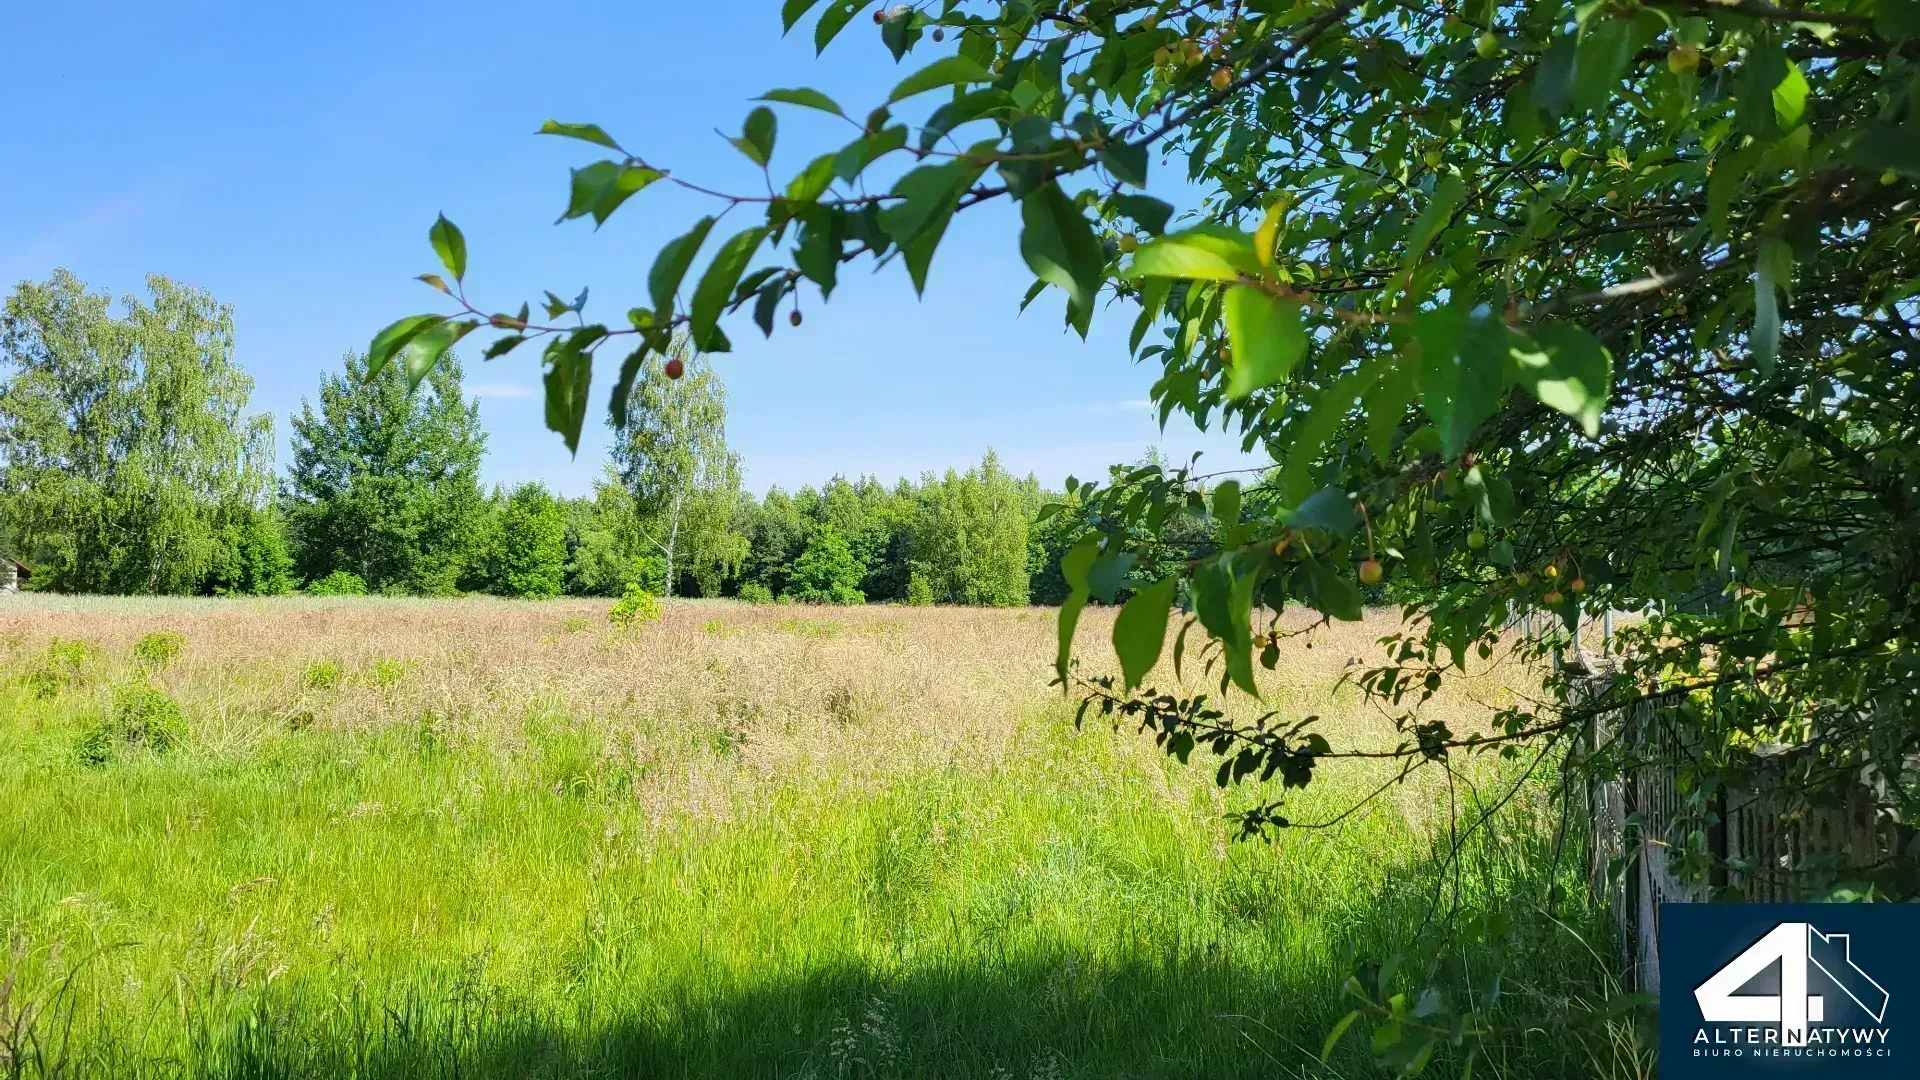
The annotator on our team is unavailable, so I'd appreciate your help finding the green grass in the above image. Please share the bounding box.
[0,609,1628,1079]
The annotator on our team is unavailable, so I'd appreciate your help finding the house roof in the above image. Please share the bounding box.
[2,554,31,578]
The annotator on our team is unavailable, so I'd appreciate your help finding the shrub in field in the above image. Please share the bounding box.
[903,572,934,608]
[360,659,409,688]
[78,684,187,766]
[736,582,773,605]
[608,584,661,629]
[132,631,186,672]
[21,638,96,699]
[303,659,344,690]
[307,570,368,596]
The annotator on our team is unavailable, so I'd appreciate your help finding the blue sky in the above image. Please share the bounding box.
[3,1,1259,496]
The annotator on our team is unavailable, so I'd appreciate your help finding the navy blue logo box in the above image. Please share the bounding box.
[1660,903,1919,1078]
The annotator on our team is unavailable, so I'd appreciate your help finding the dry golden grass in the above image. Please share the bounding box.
[2,595,1526,822]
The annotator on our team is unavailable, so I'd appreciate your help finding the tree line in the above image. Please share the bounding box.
[0,271,1083,605]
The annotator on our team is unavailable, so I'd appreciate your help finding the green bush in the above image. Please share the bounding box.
[204,508,295,596]
[608,584,662,629]
[487,483,568,598]
[307,570,368,596]
[785,524,865,605]
[22,638,96,699]
[133,631,186,672]
[904,573,935,607]
[737,582,774,605]
[78,684,187,766]
[303,659,344,690]
[361,658,410,688]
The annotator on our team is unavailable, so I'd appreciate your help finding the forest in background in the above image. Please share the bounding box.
[0,270,1114,606]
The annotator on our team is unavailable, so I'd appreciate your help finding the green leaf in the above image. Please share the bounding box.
[1322,1010,1363,1062]
[1212,479,1242,529]
[1403,175,1464,270]
[1113,577,1176,690]
[785,152,838,206]
[757,87,844,116]
[733,107,777,167]
[1109,194,1173,236]
[1101,141,1149,187]
[781,0,823,33]
[429,214,467,283]
[814,0,869,53]
[1055,534,1100,683]
[416,273,451,295]
[753,279,788,338]
[833,124,908,182]
[536,120,620,150]
[1223,285,1305,398]
[1508,323,1611,436]
[1772,62,1809,130]
[559,162,664,226]
[1413,307,1503,459]
[1288,487,1360,536]
[1126,226,1260,281]
[399,318,478,391]
[1532,36,1577,118]
[1753,239,1791,378]
[1019,181,1104,322]
[1192,559,1258,697]
[888,55,993,103]
[689,227,769,351]
[542,327,604,455]
[879,155,984,245]
[1840,121,1920,178]
[609,346,647,430]
[649,217,716,316]
[482,335,525,361]
[1570,18,1638,114]
[1085,551,1136,603]
[367,314,446,379]
[1303,558,1363,622]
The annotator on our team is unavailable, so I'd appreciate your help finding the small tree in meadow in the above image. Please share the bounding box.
[488,483,567,599]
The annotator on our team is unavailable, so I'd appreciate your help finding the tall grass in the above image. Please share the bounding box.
[0,598,1635,1078]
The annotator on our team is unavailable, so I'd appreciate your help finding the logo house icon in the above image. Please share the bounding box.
[1694,922,1892,1045]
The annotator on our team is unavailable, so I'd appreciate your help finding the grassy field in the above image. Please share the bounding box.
[0,597,1634,1079]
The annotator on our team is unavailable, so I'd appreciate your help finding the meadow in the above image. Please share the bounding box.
[0,597,1636,1078]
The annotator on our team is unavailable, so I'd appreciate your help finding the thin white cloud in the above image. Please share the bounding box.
[470,382,536,399]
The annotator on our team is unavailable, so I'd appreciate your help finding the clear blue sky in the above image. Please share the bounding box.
[3,1,1258,497]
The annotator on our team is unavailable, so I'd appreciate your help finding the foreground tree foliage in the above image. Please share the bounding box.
[374,0,1918,1068]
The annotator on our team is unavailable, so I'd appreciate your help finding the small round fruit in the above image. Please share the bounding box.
[1570,576,1586,593]
[1359,558,1384,585]
[789,309,803,327]
[1118,233,1139,253]
[1475,32,1499,58]
[1423,148,1443,168]
[664,357,685,380]
[872,8,886,24]
[1543,590,1563,605]
[1543,563,1558,579]
[931,27,944,42]
[1210,66,1232,90]
[1467,529,1487,550]
[1514,571,1532,586]
[1668,43,1701,75]
[1422,497,1439,513]
[1272,536,1290,556]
